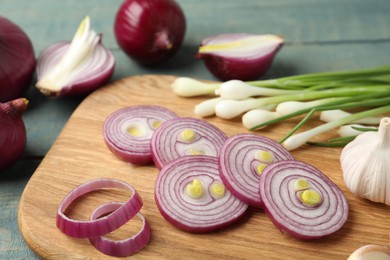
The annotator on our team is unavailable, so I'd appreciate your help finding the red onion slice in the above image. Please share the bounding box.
[219,133,294,207]
[103,105,177,165]
[56,178,143,238]
[259,160,349,240]
[151,117,227,169]
[36,37,115,97]
[155,155,248,233]
[89,202,151,257]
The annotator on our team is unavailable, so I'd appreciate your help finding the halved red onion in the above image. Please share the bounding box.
[36,17,115,97]
[103,105,177,165]
[219,133,294,208]
[89,202,151,257]
[155,155,248,233]
[259,160,349,240]
[197,34,284,81]
[36,39,114,97]
[151,117,227,169]
[56,178,143,238]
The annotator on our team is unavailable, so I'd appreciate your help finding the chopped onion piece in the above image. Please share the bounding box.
[259,160,349,240]
[89,202,151,257]
[151,117,227,169]
[56,178,143,238]
[103,105,177,165]
[219,133,294,207]
[155,155,248,233]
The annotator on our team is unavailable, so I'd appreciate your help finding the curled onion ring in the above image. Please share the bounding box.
[219,133,294,207]
[56,178,143,238]
[151,117,227,169]
[259,160,349,240]
[103,105,177,165]
[89,202,151,257]
[155,155,248,233]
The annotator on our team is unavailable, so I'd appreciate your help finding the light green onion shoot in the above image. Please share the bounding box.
[216,80,301,100]
[338,124,378,137]
[275,98,343,116]
[172,65,390,149]
[194,97,222,117]
[171,77,219,97]
[319,109,382,124]
[282,105,390,150]
[242,109,280,129]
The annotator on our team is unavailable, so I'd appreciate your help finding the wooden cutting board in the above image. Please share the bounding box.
[18,75,389,259]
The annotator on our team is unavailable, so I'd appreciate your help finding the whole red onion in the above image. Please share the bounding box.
[114,0,186,65]
[0,98,28,171]
[0,17,35,102]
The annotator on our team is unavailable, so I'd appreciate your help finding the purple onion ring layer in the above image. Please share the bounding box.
[56,178,143,238]
[103,105,177,165]
[155,155,248,233]
[89,202,151,257]
[151,117,227,169]
[259,160,349,240]
[219,133,294,207]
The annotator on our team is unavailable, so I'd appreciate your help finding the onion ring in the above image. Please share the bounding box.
[259,160,349,240]
[89,202,151,257]
[155,155,248,233]
[56,178,143,238]
[103,105,177,165]
[219,133,294,207]
[151,117,227,169]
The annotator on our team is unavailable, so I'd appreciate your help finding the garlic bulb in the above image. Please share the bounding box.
[348,244,390,260]
[340,117,390,205]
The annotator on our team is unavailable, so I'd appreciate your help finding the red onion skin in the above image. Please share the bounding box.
[114,0,186,65]
[0,17,35,102]
[0,98,28,171]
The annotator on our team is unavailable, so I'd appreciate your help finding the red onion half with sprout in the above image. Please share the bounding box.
[219,133,294,208]
[103,105,177,165]
[0,17,35,102]
[155,155,248,233]
[114,0,186,65]
[150,117,227,169]
[259,160,349,240]
[36,17,115,97]
[197,34,284,81]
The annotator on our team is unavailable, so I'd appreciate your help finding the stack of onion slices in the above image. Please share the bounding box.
[56,178,151,257]
[259,160,349,240]
[155,155,248,233]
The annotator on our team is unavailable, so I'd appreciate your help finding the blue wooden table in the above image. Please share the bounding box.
[1,0,390,258]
